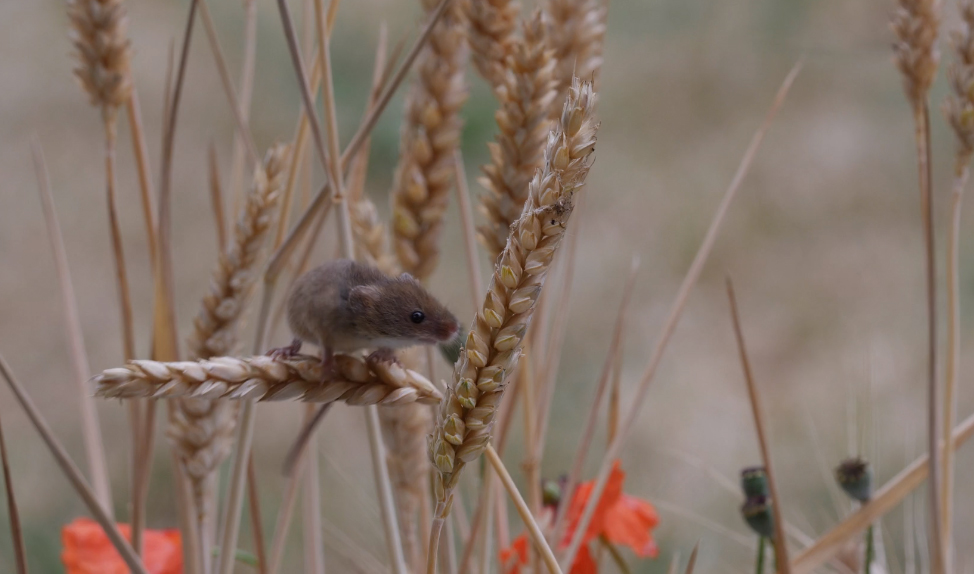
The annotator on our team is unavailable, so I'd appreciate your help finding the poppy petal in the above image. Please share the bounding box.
[603,494,660,558]
[499,533,530,574]
[564,460,626,547]
[62,518,183,574]
[569,544,598,574]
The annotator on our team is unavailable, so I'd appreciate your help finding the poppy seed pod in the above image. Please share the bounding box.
[741,466,769,498]
[835,457,873,503]
[741,495,775,539]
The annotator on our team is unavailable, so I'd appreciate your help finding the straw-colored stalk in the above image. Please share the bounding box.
[168,144,289,540]
[478,11,557,259]
[542,0,606,115]
[892,1,943,571]
[466,0,519,88]
[941,3,974,564]
[390,0,468,280]
[94,354,442,405]
[427,78,598,572]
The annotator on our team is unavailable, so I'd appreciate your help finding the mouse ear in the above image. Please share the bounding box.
[398,272,419,284]
[349,285,381,308]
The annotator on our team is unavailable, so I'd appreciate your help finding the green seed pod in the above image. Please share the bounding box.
[741,495,775,539]
[542,478,563,508]
[741,466,769,498]
[835,457,872,503]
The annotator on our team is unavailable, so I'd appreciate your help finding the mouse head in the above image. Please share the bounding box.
[348,273,460,346]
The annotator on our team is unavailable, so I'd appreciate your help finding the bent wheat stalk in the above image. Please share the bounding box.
[426,78,598,574]
[94,354,442,405]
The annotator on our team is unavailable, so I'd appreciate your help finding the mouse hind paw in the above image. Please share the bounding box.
[267,338,303,360]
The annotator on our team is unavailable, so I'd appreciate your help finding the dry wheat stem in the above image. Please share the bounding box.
[0,355,147,574]
[892,1,944,569]
[466,0,519,88]
[170,144,289,561]
[941,4,974,558]
[230,0,260,216]
[94,354,442,405]
[792,409,974,573]
[726,278,792,573]
[685,543,699,574]
[453,150,485,309]
[125,91,159,266]
[0,397,27,574]
[543,0,606,116]
[478,12,556,259]
[302,422,326,574]
[197,0,259,164]
[208,142,228,253]
[31,139,113,518]
[268,405,317,574]
[559,62,801,569]
[427,78,598,573]
[390,0,468,279]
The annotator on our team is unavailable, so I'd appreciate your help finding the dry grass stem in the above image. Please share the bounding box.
[941,3,974,558]
[559,62,801,569]
[390,0,468,279]
[0,401,28,574]
[453,150,485,309]
[125,91,159,265]
[792,410,974,573]
[427,78,598,571]
[685,543,699,574]
[466,0,519,87]
[0,355,147,574]
[31,139,113,518]
[169,144,289,554]
[551,256,638,541]
[94,354,443,405]
[478,11,556,259]
[726,278,791,573]
[246,457,268,574]
[485,444,562,574]
[542,0,606,115]
[230,0,259,214]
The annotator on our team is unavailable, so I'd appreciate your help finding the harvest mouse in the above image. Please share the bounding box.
[271,258,460,369]
[272,259,459,475]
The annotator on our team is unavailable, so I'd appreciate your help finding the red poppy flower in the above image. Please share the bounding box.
[500,460,659,573]
[62,517,183,574]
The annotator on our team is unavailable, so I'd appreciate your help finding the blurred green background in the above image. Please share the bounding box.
[1,0,972,572]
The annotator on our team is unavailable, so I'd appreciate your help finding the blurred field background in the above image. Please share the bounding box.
[1,0,972,572]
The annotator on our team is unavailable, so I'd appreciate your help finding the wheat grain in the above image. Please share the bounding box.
[543,0,606,116]
[68,0,132,120]
[389,0,468,280]
[945,3,974,163]
[94,354,442,406]
[466,0,520,88]
[892,0,940,107]
[428,78,597,523]
[478,11,557,259]
[168,144,289,535]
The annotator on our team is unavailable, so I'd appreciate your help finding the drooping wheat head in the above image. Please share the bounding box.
[429,78,598,511]
[168,144,289,525]
[466,0,520,88]
[542,0,606,116]
[389,0,469,280]
[67,0,133,121]
[478,11,557,259]
[94,354,442,405]
[945,2,974,167]
[892,0,940,107]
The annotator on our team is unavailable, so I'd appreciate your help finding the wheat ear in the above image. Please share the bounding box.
[892,1,943,570]
[542,0,606,115]
[466,0,520,88]
[389,0,468,280]
[478,11,557,259]
[168,144,289,542]
[426,78,598,571]
[68,0,133,121]
[941,2,974,561]
[95,354,442,405]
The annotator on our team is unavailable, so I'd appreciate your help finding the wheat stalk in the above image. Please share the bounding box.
[167,144,289,547]
[891,1,943,570]
[389,0,468,280]
[466,0,520,88]
[68,0,133,121]
[478,11,557,260]
[426,78,598,572]
[941,3,974,563]
[542,0,606,115]
[95,354,442,405]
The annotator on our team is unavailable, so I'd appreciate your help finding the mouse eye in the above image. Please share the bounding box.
[410,311,425,324]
